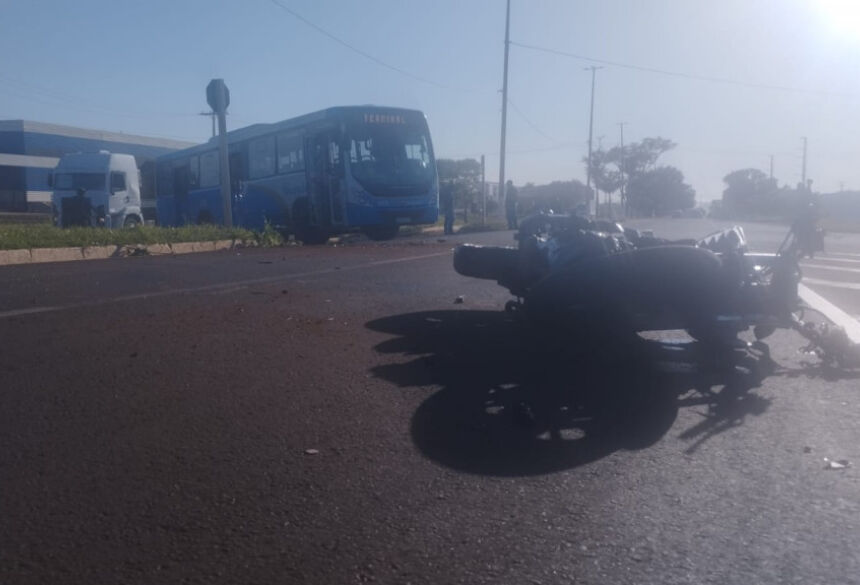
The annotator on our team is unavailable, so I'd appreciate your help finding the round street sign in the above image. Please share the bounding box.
[206,79,230,113]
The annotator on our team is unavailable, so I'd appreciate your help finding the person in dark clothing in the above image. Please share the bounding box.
[441,187,455,235]
[505,180,518,230]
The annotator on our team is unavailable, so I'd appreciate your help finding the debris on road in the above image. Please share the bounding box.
[823,457,850,470]
[304,449,320,455]
[454,295,465,304]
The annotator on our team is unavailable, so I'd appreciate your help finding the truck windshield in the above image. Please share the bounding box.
[54,173,106,191]
[347,122,434,197]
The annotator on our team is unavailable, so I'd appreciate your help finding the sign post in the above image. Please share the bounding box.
[206,79,232,227]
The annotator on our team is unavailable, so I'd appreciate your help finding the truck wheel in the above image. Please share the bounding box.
[123,216,140,229]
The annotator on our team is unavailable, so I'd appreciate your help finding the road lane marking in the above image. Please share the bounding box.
[822,251,860,259]
[801,262,860,274]
[803,277,860,291]
[0,250,452,320]
[798,284,860,344]
[805,256,860,265]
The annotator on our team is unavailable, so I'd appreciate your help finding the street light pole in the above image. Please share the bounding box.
[498,0,511,209]
[801,136,808,189]
[585,65,603,217]
[618,121,626,216]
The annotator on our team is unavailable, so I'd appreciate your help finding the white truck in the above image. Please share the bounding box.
[48,151,144,228]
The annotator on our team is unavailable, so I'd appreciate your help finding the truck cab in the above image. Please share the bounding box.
[49,152,143,228]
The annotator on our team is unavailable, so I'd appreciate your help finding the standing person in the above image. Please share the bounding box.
[441,186,455,235]
[505,180,518,230]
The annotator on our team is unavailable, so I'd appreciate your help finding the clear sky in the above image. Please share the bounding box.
[2,0,860,201]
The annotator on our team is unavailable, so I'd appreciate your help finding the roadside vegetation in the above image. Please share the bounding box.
[0,223,261,251]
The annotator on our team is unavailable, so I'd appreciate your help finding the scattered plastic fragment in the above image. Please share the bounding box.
[823,457,850,470]
[454,295,465,304]
[304,449,320,455]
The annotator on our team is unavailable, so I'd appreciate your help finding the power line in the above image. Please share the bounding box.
[0,73,200,119]
[507,98,560,144]
[267,0,475,91]
[510,40,859,98]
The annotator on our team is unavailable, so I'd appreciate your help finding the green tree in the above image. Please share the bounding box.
[519,180,590,215]
[627,166,695,216]
[586,137,677,216]
[583,149,622,214]
[721,168,779,216]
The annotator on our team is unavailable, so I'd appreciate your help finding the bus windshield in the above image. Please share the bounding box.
[54,173,106,191]
[347,122,434,197]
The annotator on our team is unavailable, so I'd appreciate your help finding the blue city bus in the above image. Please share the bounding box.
[155,106,438,242]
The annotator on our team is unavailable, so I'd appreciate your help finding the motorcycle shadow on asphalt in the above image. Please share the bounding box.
[366,309,773,476]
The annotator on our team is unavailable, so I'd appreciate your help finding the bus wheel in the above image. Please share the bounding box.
[123,216,140,229]
[364,225,399,241]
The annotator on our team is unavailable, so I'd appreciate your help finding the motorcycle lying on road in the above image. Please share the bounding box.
[454,211,860,370]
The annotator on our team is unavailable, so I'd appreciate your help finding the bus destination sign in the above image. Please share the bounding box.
[364,113,406,125]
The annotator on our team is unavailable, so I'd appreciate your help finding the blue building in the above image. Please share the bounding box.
[0,120,193,212]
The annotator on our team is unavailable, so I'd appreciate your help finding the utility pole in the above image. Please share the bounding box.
[498,0,511,210]
[618,122,626,217]
[206,79,232,227]
[199,111,217,138]
[481,154,486,226]
[585,65,603,217]
[801,136,808,189]
[769,154,774,180]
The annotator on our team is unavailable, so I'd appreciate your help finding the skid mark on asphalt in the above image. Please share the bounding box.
[0,250,451,320]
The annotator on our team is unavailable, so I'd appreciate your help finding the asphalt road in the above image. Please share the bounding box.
[1,220,859,585]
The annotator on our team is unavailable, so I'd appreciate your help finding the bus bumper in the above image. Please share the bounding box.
[346,203,438,227]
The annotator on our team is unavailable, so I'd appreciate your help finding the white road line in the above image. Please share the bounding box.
[822,251,860,259]
[798,284,860,344]
[0,250,452,321]
[803,277,860,291]
[806,256,860,265]
[801,262,860,274]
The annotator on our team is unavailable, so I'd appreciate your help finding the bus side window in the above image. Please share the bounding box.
[199,151,219,187]
[156,161,172,196]
[329,137,343,177]
[249,136,275,179]
[230,152,244,194]
[173,163,189,198]
[188,156,200,189]
[277,134,304,173]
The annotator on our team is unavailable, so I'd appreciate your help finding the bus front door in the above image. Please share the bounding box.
[308,131,345,229]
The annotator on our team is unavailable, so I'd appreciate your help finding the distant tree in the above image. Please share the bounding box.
[583,149,622,214]
[519,180,590,215]
[721,168,780,217]
[627,166,695,216]
[585,137,677,216]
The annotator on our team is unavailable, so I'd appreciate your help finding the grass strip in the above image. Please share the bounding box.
[0,224,260,251]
